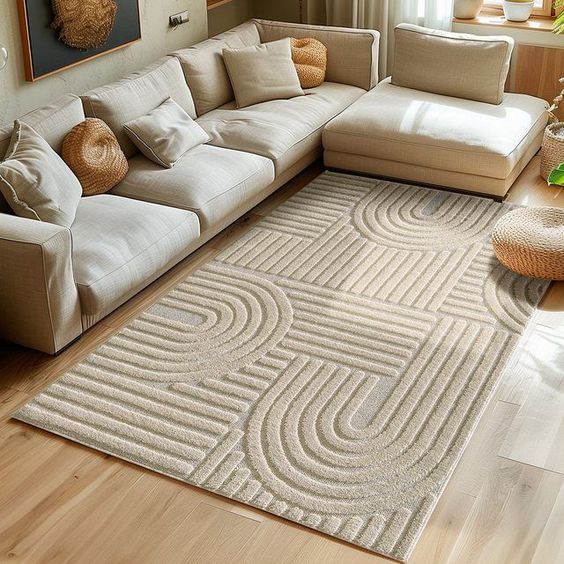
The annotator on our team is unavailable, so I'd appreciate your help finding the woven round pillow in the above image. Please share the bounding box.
[51,0,117,50]
[62,118,128,196]
[492,207,564,280]
[291,37,328,89]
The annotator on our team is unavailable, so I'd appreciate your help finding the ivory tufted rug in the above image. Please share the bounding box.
[15,173,549,561]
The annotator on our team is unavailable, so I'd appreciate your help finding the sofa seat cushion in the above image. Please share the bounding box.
[323,78,548,181]
[111,144,275,231]
[71,195,200,326]
[197,82,365,175]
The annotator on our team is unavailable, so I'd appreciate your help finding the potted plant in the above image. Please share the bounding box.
[548,163,564,186]
[454,0,484,19]
[503,0,535,21]
[541,78,564,180]
[554,0,564,34]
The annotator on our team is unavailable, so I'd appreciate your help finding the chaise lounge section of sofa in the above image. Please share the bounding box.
[324,24,548,198]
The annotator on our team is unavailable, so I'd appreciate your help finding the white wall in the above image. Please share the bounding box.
[0,0,208,126]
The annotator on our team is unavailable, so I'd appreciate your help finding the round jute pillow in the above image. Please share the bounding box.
[62,118,128,196]
[291,37,327,89]
[492,207,564,280]
[51,0,117,50]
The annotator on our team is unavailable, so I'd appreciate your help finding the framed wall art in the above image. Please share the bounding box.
[17,0,142,82]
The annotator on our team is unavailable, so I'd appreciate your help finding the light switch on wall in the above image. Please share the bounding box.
[170,11,189,27]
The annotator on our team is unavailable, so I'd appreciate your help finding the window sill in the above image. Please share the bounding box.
[453,11,554,32]
[207,0,233,10]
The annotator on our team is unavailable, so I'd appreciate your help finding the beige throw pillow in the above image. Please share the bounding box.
[223,38,304,108]
[123,98,210,168]
[171,21,262,116]
[0,121,82,227]
[392,24,514,105]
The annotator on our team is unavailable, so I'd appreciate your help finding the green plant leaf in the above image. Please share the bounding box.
[554,8,564,34]
[548,163,564,186]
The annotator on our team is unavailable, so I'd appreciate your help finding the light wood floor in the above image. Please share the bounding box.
[1,157,563,563]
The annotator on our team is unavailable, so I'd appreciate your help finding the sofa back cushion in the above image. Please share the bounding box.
[255,19,379,91]
[0,94,85,158]
[392,24,514,105]
[81,57,196,158]
[0,94,85,214]
[172,21,261,116]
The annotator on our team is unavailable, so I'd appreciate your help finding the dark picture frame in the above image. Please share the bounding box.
[17,0,142,82]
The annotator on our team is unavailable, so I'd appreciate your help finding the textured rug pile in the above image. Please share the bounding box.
[16,173,548,561]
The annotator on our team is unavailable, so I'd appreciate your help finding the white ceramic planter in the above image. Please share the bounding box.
[454,0,484,19]
[503,1,534,22]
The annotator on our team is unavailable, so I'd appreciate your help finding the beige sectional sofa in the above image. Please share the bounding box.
[0,20,379,354]
[0,20,549,356]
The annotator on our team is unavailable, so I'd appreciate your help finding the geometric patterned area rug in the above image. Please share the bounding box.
[15,172,549,562]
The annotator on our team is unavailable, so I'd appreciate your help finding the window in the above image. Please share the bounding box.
[483,0,553,17]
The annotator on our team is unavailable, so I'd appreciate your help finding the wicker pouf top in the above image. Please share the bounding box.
[492,207,564,280]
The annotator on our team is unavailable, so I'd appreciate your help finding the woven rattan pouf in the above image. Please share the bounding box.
[62,118,128,196]
[492,207,564,280]
[291,38,327,89]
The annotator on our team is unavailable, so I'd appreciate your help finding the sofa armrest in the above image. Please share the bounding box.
[0,215,82,354]
[253,19,379,91]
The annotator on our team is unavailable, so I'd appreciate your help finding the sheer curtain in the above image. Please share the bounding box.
[305,0,454,78]
[397,0,454,29]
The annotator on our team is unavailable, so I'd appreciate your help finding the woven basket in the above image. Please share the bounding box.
[62,118,128,196]
[540,122,564,181]
[51,0,117,50]
[291,38,327,89]
[492,207,564,280]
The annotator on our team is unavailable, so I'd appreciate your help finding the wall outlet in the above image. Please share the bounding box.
[169,11,189,27]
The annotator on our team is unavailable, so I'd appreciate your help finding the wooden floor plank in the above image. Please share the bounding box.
[448,459,564,564]
[484,466,564,564]
[506,156,564,208]
[531,479,564,564]
[499,325,564,474]
[446,457,525,564]
[447,400,521,497]
[147,502,261,564]
[410,489,476,564]
[0,386,29,423]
